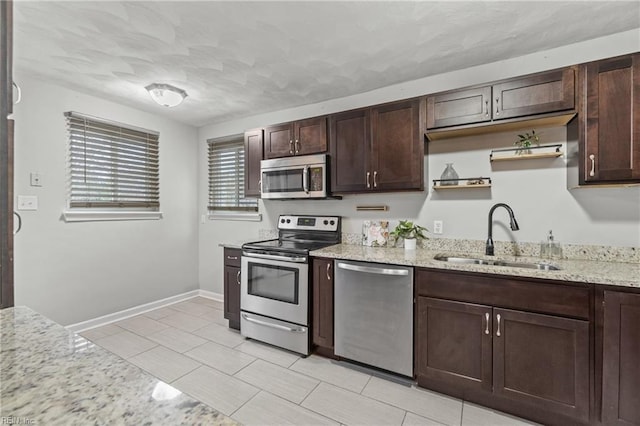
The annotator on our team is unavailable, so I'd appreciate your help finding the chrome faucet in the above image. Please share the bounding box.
[486,203,520,256]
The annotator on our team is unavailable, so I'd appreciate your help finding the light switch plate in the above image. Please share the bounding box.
[17,195,38,211]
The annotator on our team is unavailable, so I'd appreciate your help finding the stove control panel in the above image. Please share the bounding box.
[278,215,340,232]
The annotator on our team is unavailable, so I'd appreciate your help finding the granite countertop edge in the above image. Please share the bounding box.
[310,244,640,289]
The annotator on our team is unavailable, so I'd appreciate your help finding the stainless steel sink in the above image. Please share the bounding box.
[433,255,561,271]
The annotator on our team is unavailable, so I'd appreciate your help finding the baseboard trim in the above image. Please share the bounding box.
[198,289,223,301]
[66,290,201,333]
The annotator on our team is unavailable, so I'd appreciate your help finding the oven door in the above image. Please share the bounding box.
[241,252,309,326]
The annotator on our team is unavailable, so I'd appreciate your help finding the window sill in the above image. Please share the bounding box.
[208,212,262,222]
[62,210,163,222]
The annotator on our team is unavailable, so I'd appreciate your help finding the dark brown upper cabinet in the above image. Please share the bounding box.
[602,290,640,426]
[243,129,263,198]
[579,53,640,184]
[426,67,576,140]
[330,98,424,194]
[264,116,327,159]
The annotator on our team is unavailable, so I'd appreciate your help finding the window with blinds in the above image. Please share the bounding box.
[65,112,160,210]
[208,138,258,212]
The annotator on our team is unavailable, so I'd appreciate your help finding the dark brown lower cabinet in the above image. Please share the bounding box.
[223,248,241,330]
[312,258,334,356]
[416,269,592,425]
[602,291,640,425]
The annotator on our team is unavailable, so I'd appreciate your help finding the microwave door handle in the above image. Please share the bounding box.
[303,165,310,193]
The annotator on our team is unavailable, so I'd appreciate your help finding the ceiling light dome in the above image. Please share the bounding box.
[145,83,188,107]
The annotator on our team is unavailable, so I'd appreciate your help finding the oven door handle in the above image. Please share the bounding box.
[243,252,307,263]
[242,313,306,333]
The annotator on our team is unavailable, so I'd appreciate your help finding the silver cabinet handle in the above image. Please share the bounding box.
[495,97,500,116]
[289,140,294,155]
[589,154,596,177]
[496,313,501,337]
[373,171,378,188]
[12,81,21,105]
[242,313,306,333]
[236,270,241,285]
[227,255,239,260]
[14,211,22,235]
[366,171,371,188]
[337,262,409,276]
[484,312,490,335]
[295,139,300,154]
[258,179,262,193]
[326,262,331,281]
[484,99,489,117]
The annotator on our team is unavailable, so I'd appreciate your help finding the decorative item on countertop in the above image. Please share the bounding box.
[390,220,429,250]
[362,220,389,247]
[439,163,459,185]
[540,230,563,259]
[515,130,540,155]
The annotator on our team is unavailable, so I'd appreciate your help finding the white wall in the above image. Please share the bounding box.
[13,77,200,325]
[198,30,640,294]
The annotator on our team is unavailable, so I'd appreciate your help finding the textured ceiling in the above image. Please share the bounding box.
[13,1,640,127]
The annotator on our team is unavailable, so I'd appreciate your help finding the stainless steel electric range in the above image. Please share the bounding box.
[240,215,341,355]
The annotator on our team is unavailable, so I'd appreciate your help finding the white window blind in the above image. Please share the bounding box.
[65,112,160,209]
[208,138,258,212]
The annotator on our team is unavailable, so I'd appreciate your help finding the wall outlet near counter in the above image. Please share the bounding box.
[433,220,443,234]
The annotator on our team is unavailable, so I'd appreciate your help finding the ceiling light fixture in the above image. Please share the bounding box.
[145,83,188,108]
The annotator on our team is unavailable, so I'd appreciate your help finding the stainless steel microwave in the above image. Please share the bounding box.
[260,153,328,199]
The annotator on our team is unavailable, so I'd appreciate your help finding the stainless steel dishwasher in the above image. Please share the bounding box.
[334,259,413,377]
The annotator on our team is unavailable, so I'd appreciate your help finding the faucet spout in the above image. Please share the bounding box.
[486,203,520,256]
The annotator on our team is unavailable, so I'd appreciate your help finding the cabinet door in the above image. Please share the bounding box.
[603,291,640,425]
[371,99,424,191]
[312,258,334,351]
[493,308,589,422]
[416,297,492,392]
[223,265,241,330]
[264,123,294,159]
[244,129,263,197]
[492,68,575,120]
[329,108,371,193]
[295,116,327,156]
[583,54,640,183]
[426,86,492,129]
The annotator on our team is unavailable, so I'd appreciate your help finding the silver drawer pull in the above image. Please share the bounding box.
[484,312,490,335]
[227,256,239,260]
[236,271,241,285]
[242,313,306,333]
[496,313,501,337]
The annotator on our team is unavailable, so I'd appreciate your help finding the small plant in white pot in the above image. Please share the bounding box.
[391,220,428,250]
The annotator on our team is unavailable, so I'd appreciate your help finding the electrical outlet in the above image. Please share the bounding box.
[30,172,43,187]
[17,195,38,211]
[433,220,443,234]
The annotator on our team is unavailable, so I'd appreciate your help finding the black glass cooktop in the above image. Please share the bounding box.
[243,238,335,253]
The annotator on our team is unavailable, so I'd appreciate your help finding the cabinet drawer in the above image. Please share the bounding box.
[224,248,241,267]
[416,268,590,320]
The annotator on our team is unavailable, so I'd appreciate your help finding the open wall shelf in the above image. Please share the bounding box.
[432,177,492,190]
[490,144,563,162]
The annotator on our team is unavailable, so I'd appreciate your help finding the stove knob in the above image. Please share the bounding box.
[323,220,329,225]
[280,218,285,224]
[286,219,291,223]
[330,220,335,225]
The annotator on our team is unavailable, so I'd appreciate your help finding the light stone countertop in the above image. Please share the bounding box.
[311,244,640,289]
[0,306,237,426]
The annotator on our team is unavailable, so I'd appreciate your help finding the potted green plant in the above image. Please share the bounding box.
[515,130,540,155]
[390,220,428,250]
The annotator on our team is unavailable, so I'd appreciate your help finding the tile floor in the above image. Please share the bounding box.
[80,297,538,426]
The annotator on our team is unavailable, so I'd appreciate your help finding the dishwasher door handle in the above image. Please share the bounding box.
[336,262,409,276]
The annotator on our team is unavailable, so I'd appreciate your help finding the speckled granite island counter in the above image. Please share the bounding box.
[310,244,640,288]
[0,306,237,426]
